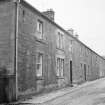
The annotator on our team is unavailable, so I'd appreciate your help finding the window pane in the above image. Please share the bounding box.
[57,58,60,76]
[36,53,43,76]
[37,21,39,31]
[39,23,42,33]
[57,32,64,49]
[37,20,43,39]
[56,58,64,77]
[62,35,64,49]
[60,35,63,49]
[61,59,64,76]
[57,32,60,48]
[37,64,40,70]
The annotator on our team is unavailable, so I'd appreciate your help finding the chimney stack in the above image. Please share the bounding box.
[75,34,79,39]
[67,28,74,35]
[67,29,79,39]
[42,9,55,21]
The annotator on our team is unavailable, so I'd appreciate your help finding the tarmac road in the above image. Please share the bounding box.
[19,78,105,105]
[43,78,105,105]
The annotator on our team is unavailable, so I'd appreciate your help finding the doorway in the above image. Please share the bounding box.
[70,61,72,84]
[84,64,86,81]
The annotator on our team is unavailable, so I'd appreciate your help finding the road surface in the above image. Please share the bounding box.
[20,78,105,105]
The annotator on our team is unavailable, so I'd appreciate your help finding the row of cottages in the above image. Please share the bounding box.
[0,0,105,103]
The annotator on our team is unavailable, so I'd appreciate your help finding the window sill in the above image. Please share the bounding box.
[56,76,64,79]
[36,76,44,80]
[56,47,65,51]
[35,36,48,45]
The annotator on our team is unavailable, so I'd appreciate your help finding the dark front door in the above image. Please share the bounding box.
[84,64,86,81]
[70,61,72,84]
[0,77,7,103]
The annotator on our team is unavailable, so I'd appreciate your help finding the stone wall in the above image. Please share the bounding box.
[0,1,16,102]
[17,3,57,96]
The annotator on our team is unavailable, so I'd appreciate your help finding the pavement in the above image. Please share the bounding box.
[15,86,75,104]
[14,78,105,105]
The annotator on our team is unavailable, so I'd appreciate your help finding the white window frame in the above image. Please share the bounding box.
[57,32,60,48]
[60,34,64,49]
[56,31,64,49]
[61,59,64,77]
[69,40,72,52]
[57,58,60,76]
[56,58,64,77]
[37,20,43,39]
[36,53,43,77]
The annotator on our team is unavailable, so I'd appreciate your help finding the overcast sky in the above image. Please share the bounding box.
[26,0,105,56]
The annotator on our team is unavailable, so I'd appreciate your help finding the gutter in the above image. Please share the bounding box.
[14,0,20,100]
